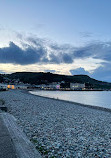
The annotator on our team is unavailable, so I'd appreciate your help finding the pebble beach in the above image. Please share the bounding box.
[0,89,111,158]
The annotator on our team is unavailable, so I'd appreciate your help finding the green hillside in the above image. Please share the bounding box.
[2,72,111,90]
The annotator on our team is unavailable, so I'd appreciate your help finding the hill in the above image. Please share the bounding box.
[2,72,111,90]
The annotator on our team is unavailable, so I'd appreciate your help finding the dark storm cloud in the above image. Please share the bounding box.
[1,34,111,81]
[49,41,111,62]
[0,42,47,65]
[49,53,73,64]
[27,36,44,47]
[49,54,61,64]
[0,36,111,66]
[62,53,73,63]
[0,39,75,65]
[67,42,111,82]
[73,42,111,60]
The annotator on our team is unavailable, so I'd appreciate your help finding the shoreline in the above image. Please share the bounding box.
[0,89,111,157]
[27,90,111,113]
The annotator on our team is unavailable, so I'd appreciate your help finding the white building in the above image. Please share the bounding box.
[0,83,8,90]
[70,83,85,90]
[36,82,60,90]
[15,85,28,89]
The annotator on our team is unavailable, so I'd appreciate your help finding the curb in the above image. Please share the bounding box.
[1,113,42,158]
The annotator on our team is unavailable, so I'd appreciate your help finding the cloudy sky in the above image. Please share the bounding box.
[0,0,111,82]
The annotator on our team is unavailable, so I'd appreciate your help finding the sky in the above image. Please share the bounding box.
[0,0,111,82]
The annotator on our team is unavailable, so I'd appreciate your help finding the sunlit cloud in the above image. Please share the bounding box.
[0,33,110,81]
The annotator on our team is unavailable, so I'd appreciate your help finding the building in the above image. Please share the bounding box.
[7,85,15,89]
[7,84,28,89]
[70,83,85,90]
[36,82,60,90]
[0,83,8,90]
[15,85,28,89]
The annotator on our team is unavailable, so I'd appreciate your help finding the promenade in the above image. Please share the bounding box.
[0,114,17,158]
[0,110,42,158]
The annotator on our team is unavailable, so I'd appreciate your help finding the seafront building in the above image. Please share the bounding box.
[36,82,61,90]
[0,82,86,91]
[70,83,85,90]
[0,83,8,90]
[35,82,85,90]
[0,83,28,90]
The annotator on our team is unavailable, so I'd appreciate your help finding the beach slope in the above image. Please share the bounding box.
[0,90,110,157]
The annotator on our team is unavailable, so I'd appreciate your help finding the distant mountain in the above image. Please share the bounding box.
[2,72,111,89]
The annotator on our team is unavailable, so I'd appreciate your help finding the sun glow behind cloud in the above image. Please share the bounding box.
[0,32,110,81]
[0,57,105,76]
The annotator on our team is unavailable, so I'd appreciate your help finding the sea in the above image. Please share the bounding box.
[30,90,111,109]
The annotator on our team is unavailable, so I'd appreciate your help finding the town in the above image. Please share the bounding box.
[0,72,111,91]
[0,82,86,91]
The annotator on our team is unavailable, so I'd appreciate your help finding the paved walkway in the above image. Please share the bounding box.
[1,112,42,158]
[0,114,17,158]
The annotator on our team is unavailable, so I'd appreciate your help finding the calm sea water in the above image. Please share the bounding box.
[30,90,111,109]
